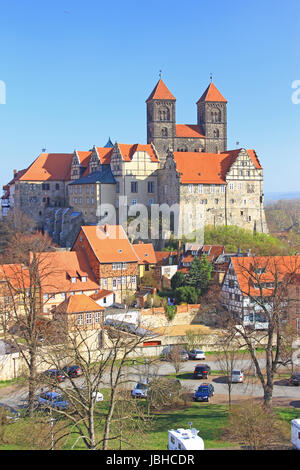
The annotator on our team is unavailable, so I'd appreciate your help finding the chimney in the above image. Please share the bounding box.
[13,169,17,176]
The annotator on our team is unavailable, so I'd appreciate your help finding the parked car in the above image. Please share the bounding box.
[289,372,300,386]
[230,369,244,383]
[42,369,66,383]
[0,403,21,422]
[188,349,206,360]
[62,365,83,378]
[131,381,148,398]
[161,346,189,362]
[79,386,104,402]
[193,383,214,402]
[37,391,69,411]
[193,364,211,379]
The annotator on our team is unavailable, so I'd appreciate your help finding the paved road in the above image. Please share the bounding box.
[1,358,299,409]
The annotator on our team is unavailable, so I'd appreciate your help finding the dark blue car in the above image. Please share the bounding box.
[38,391,69,411]
[193,383,214,402]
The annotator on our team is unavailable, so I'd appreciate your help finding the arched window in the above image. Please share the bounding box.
[159,106,170,121]
[211,108,221,123]
[213,129,220,138]
[161,127,168,137]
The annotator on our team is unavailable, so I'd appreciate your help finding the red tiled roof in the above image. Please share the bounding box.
[231,255,300,297]
[197,82,227,103]
[176,124,205,139]
[146,79,176,102]
[95,147,114,165]
[55,294,104,314]
[19,153,74,181]
[133,243,157,265]
[173,148,261,184]
[155,251,178,266]
[90,289,113,301]
[117,143,159,163]
[37,251,99,294]
[75,225,139,264]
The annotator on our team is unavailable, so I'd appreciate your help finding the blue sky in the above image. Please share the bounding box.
[0,0,299,193]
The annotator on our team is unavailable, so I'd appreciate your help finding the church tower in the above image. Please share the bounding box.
[197,82,227,153]
[146,78,176,167]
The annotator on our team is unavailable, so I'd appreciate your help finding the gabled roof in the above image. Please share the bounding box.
[230,255,300,297]
[55,294,104,314]
[117,143,159,163]
[75,225,139,264]
[172,148,261,184]
[90,289,114,301]
[197,82,227,104]
[146,79,176,102]
[133,243,157,265]
[95,147,114,164]
[19,153,74,181]
[176,125,205,139]
[36,251,99,293]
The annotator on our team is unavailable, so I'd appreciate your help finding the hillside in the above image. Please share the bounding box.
[264,199,300,251]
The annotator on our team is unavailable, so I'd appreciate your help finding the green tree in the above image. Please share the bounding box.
[174,286,199,304]
[186,255,212,293]
[171,271,185,290]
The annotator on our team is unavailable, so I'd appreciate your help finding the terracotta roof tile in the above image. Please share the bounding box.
[75,225,139,264]
[146,79,176,102]
[19,153,74,181]
[133,243,157,265]
[173,148,261,184]
[117,143,159,163]
[176,124,205,139]
[55,294,104,314]
[197,82,227,103]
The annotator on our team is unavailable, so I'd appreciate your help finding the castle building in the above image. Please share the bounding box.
[1,78,268,245]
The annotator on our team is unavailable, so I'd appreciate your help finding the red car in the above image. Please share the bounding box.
[42,369,66,383]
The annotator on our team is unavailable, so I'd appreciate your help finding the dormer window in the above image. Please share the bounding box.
[81,276,87,283]
[71,277,77,283]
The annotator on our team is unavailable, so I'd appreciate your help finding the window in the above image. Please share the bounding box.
[161,127,168,137]
[91,198,95,204]
[131,199,137,205]
[86,312,92,324]
[164,185,167,194]
[211,185,215,194]
[148,181,154,193]
[86,197,89,204]
[131,276,136,283]
[149,198,153,205]
[221,185,225,193]
[102,278,107,286]
[79,197,82,204]
[55,183,60,190]
[74,186,78,194]
[44,294,49,301]
[71,277,77,283]
[77,314,83,325]
[42,183,50,191]
[112,279,117,289]
[69,186,73,194]
[116,182,120,193]
[122,263,127,270]
[230,199,235,204]
[197,184,203,194]
[91,185,94,194]
[188,184,194,194]
[95,311,101,323]
[215,198,219,204]
[229,183,234,190]
[122,276,126,285]
[81,276,87,283]
[117,277,122,284]
[79,185,82,194]
[86,185,90,194]
[131,181,138,193]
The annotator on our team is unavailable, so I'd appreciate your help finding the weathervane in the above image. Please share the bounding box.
[159,70,162,79]
[210,73,213,82]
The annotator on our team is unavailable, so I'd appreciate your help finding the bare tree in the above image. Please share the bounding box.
[39,317,155,450]
[0,233,56,416]
[226,400,285,450]
[222,255,300,406]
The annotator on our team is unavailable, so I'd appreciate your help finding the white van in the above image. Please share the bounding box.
[291,419,300,450]
[168,428,204,450]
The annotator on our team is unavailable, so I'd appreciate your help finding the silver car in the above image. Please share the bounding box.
[188,349,206,360]
[231,369,244,383]
[131,382,148,398]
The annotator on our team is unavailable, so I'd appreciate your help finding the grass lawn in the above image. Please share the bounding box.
[1,399,300,450]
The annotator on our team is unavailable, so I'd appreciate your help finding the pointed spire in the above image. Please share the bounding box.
[104,137,114,148]
[146,79,176,102]
[197,82,227,104]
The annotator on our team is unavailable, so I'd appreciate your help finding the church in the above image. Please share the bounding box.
[1,78,268,246]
